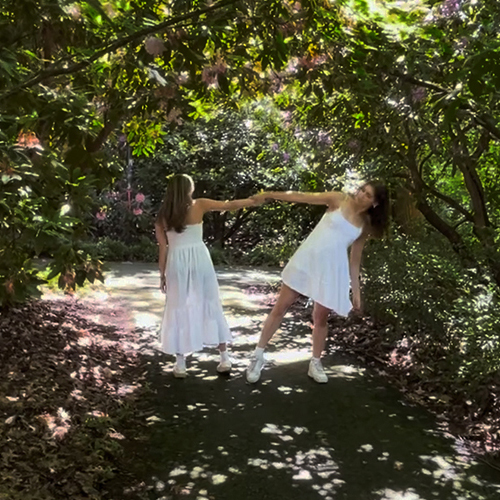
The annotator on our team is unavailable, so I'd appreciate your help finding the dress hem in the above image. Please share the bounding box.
[282,277,351,317]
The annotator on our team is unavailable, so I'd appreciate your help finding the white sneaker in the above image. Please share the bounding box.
[173,364,187,378]
[217,359,232,373]
[246,354,265,383]
[308,358,328,384]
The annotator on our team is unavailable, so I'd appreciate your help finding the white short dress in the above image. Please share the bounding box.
[159,223,231,355]
[282,208,363,316]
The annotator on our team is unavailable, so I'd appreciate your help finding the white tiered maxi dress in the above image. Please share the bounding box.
[282,209,363,316]
[159,223,231,355]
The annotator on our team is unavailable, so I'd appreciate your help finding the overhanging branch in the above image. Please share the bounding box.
[0,0,239,101]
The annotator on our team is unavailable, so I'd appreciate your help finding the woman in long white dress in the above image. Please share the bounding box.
[155,174,259,378]
[246,182,389,384]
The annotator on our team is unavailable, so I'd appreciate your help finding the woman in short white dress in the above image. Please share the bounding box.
[246,181,389,384]
[155,174,259,378]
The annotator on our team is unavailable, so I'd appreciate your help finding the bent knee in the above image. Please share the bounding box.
[312,310,330,326]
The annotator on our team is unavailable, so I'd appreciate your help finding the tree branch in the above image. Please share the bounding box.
[391,70,448,95]
[0,0,239,101]
[416,198,467,252]
[393,71,500,142]
[425,182,474,222]
[451,125,489,227]
[418,150,433,176]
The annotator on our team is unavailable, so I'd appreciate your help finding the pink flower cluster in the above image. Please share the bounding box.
[318,131,333,147]
[201,60,227,87]
[440,0,461,17]
[145,36,165,56]
[39,408,72,440]
[133,192,145,216]
[411,87,427,103]
[16,131,42,150]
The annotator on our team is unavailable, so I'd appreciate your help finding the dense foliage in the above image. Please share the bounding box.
[88,101,338,264]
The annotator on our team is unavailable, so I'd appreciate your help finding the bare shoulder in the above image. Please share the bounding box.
[155,216,166,231]
[191,198,212,211]
[328,191,348,210]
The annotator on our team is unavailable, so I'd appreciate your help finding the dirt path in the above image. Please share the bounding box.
[43,263,500,500]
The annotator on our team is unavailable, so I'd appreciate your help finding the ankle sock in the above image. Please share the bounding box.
[175,354,186,369]
[254,347,265,358]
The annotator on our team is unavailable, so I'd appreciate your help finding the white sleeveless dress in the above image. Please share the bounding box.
[159,223,231,355]
[282,209,363,316]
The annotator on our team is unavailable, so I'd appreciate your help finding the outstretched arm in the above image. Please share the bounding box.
[196,197,258,213]
[257,190,344,208]
[349,230,369,311]
[155,221,168,293]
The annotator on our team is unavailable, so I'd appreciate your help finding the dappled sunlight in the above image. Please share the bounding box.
[375,489,424,500]
[133,311,161,329]
[325,364,366,380]
[270,349,312,366]
[247,423,343,499]
[39,263,500,500]
[418,452,500,496]
[219,284,267,312]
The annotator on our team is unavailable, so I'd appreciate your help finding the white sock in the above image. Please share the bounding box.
[312,356,321,363]
[220,350,229,362]
[176,354,186,369]
[254,346,265,358]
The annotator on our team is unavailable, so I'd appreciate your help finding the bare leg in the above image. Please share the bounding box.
[312,302,330,358]
[246,284,300,383]
[257,284,300,348]
[218,343,227,352]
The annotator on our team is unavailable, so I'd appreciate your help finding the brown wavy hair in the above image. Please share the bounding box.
[157,174,194,233]
[364,181,390,238]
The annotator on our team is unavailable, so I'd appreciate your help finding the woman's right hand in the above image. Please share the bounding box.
[160,276,167,294]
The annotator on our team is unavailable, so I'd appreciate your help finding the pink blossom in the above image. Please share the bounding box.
[17,131,42,150]
[53,425,69,440]
[281,110,292,123]
[318,131,332,146]
[440,0,461,16]
[66,4,81,19]
[40,413,56,431]
[286,58,299,74]
[271,143,279,152]
[89,410,107,418]
[145,37,165,56]
[167,107,182,124]
[96,211,106,221]
[176,72,189,85]
[347,139,360,153]
[135,193,145,203]
[283,152,290,162]
[133,208,143,216]
[411,87,426,103]
[201,59,227,88]
[201,67,218,87]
